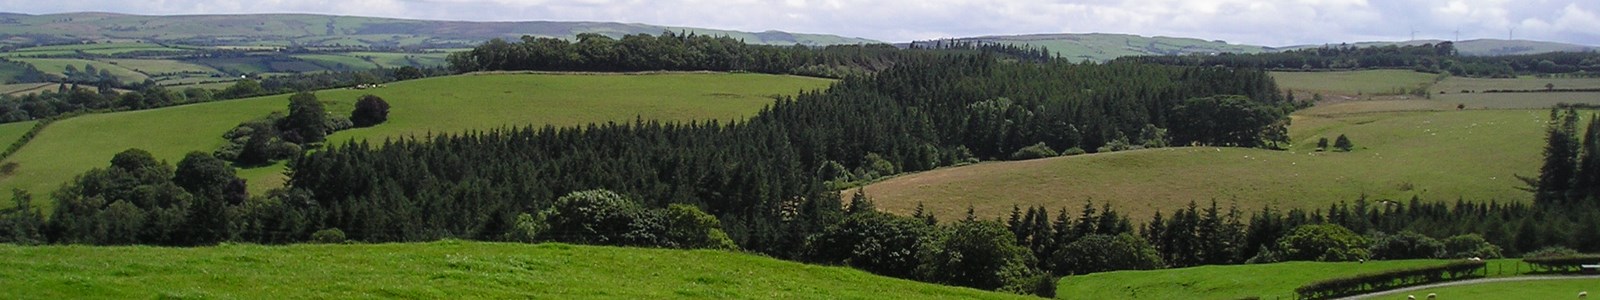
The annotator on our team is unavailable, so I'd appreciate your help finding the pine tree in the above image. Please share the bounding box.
[1536,108,1581,206]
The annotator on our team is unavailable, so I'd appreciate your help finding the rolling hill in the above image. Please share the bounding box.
[852,70,1598,223]
[0,241,1027,299]
[1279,39,1599,56]
[0,72,835,209]
[931,34,1596,62]
[0,12,880,49]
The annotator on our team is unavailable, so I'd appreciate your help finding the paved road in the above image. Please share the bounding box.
[1334,275,1600,299]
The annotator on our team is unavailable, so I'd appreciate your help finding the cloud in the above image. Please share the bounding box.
[1,0,1596,46]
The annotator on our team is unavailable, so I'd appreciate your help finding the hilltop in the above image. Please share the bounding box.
[0,241,1027,299]
[0,12,880,49]
[1279,39,1599,56]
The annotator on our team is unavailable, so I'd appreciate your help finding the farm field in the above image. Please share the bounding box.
[1055,259,1459,300]
[856,70,1598,222]
[0,83,54,96]
[0,73,834,208]
[0,120,38,152]
[1271,69,1441,97]
[0,241,1025,299]
[12,58,149,83]
[1374,278,1600,299]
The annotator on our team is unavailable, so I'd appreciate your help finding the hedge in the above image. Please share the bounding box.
[1523,255,1600,273]
[1295,260,1485,299]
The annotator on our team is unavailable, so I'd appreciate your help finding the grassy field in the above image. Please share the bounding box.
[292,54,381,71]
[1055,259,1457,300]
[0,120,38,152]
[1380,278,1600,299]
[102,59,220,75]
[855,70,1599,222]
[0,83,54,96]
[1271,70,1441,97]
[0,73,833,209]
[0,241,1025,299]
[13,58,149,83]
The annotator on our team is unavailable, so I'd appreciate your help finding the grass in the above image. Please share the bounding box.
[0,73,833,209]
[0,83,54,96]
[1386,278,1600,299]
[13,58,149,83]
[0,241,1026,299]
[1271,70,1441,97]
[101,59,220,75]
[292,54,381,71]
[1055,259,1457,300]
[855,70,1595,222]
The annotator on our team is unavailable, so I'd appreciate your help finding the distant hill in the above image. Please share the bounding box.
[0,12,881,49]
[914,33,1271,62]
[1277,39,1597,56]
[930,34,1596,61]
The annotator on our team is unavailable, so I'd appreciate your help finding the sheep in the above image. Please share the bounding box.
[1580,291,1587,299]
[1428,293,1437,299]
[1408,295,1416,300]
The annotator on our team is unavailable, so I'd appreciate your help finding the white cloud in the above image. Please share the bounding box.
[0,0,1595,46]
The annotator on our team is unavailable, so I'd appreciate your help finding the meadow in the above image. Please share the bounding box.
[0,73,834,209]
[857,70,1596,222]
[1271,69,1441,97]
[1055,259,1459,300]
[0,241,1026,299]
[12,58,149,83]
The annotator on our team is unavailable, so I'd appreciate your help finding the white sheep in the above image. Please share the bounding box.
[1407,295,1416,300]
[1428,293,1437,299]
[1580,291,1587,299]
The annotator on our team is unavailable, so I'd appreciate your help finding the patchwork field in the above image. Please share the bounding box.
[0,73,833,209]
[0,241,1024,299]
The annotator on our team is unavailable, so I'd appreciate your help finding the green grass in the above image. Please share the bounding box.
[0,120,38,151]
[1271,70,1441,96]
[857,108,1558,223]
[0,83,54,96]
[292,54,380,71]
[0,241,1026,299]
[13,58,149,83]
[1386,278,1600,299]
[0,73,833,208]
[1056,259,1457,300]
[348,52,450,68]
[102,59,220,75]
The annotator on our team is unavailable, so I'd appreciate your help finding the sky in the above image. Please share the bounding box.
[3,0,1598,47]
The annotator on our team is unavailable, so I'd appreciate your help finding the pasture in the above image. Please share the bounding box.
[12,58,149,83]
[1055,259,1458,300]
[1271,70,1441,97]
[0,73,833,208]
[0,241,1025,299]
[1375,278,1600,300]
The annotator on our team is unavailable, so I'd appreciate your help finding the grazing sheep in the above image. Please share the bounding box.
[1428,293,1436,299]
[1408,295,1416,300]
[1580,291,1587,299]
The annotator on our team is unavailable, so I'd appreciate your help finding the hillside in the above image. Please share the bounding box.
[0,12,880,48]
[922,33,1270,62]
[0,241,1027,299]
[853,70,1599,222]
[1055,259,1461,300]
[0,72,834,208]
[1279,39,1599,56]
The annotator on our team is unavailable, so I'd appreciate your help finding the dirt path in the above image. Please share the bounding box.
[1334,275,1600,299]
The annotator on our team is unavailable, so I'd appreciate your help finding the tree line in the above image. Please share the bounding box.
[1120,42,1600,78]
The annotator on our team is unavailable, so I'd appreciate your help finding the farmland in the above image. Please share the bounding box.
[0,73,834,207]
[854,70,1596,222]
[0,241,1025,299]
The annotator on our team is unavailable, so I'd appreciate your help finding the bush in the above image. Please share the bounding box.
[1009,142,1059,160]
[1277,224,1370,262]
[1060,147,1087,156]
[917,220,1035,291]
[1051,233,1165,275]
[802,212,931,278]
[1333,134,1354,152]
[502,212,546,243]
[1316,137,1329,151]
[664,204,737,250]
[350,94,391,127]
[542,189,647,246]
[311,228,346,243]
[1441,234,1503,259]
[1368,231,1444,260]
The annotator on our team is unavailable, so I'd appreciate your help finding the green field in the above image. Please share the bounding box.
[1271,70,1441,97]
[0,83,54,96]
[13,58,149,83]
[292,54,381,71]
[348,52,451,68]
[855,70,1596,222]
[0,241,1024,299]
[0,73,833,208]
[0,120,38,152]
[1378,278,1600,299]
[1055,259,1456,300]
[103,59,220,75]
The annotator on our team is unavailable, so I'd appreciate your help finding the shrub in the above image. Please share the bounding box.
[1316,137,1329,151]
[1051,233,1165,275]
[311,228,346,243]
[1060,147,1087,156]
[1277,224,1370,262]
[1009,142,1059,160]
[1368,231,1444,260]
[1295,260,1485,299]
[664,204,737,250]
[1441,234,1503,259]
[1333,134,1354,152]
[350,94,391,127]
[802,212,931,278]
[918,220,1035,291]
[502,212,546,243]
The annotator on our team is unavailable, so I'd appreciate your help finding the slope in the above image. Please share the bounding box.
[0,241,1028,299]
[1055,259,1461,300]
[0,12,880,48]
[0,72,834,209]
